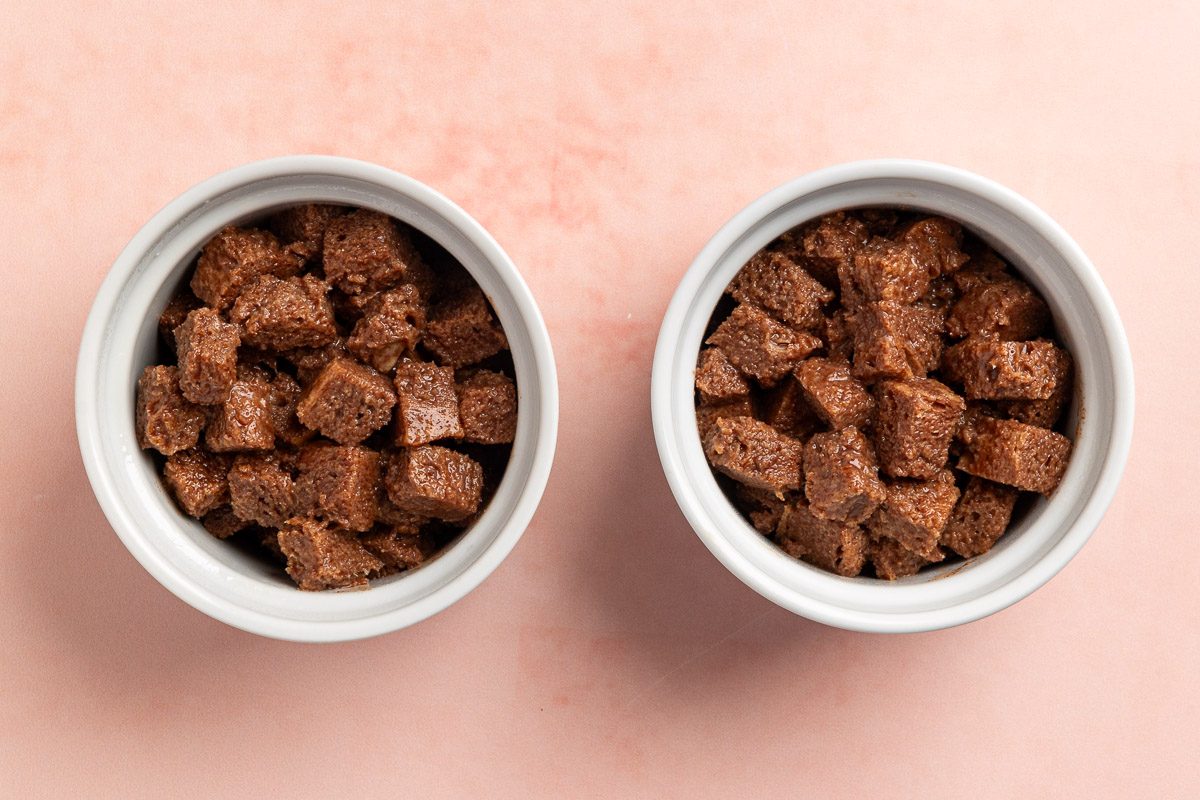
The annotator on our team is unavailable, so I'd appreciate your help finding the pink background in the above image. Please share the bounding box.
[2,2,1197,796]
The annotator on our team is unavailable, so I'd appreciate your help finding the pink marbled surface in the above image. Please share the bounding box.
[2,2,1197,796]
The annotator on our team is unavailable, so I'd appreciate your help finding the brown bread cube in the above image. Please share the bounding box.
[347,284,426,372]
[824,310,855,363]
[296,359,396,445]
[733,484,792,534]
[703,416,803,495]
[952,249,1011,293]
[267,203,345,262]
[802,426,886,523]
[869,535,944,580]
[158,290,201,353]
[457,370,517,445]
[797,211,869,287]
[940,477,1020,558]
[277,517,383,591]
[282,339,351,386]
[385,445,484,521]
[695,397,755,442]
[706,304,822,386]
[265,372,311,447]
[190,226,302,310]
[205,378,275,452]
[852,300,944,382]
[695,347,751,401]
[392,361,463,446]
[175,308,240,405]
[228,453,296,529]
[874,378,965,479]
[229,274,337,351]
[776,501,867,577]
[946,277,1050,341]
[423,285,508,367]
[760,375,820,440]
[360,528,431,573]
[896,216,969,277]
[866,470,960,559]
[795,357,874,430]
[322,209,425,296]
[847,238,932,305]
[201,506,252,539]
[1001,348,1073,428]
[941,338,1062,400]
[295,444,380,532]
[135,365,206,455]
[729,251,833,330]
[163,449,229,517]
[957,417,1072,494]
[954,402,1003,447]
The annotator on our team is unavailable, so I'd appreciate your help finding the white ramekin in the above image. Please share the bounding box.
[76,156,558,642]
[651,159,1133,633]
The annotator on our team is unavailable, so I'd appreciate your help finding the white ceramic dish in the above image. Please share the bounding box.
[76,156,558,642]
[651,159,1133,633]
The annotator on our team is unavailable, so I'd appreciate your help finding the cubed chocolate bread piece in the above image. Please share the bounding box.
[201,506,253,540]
[360,528,431,572]
[776,501,867,577]
[695,347,751,402]
[265,372,311,447]
[874,378,965,479]
[847,238,932,305]
[163,449,229,517]
[802,426,886,523]
[175,308,240,405]
[392,361,463,446]
[228,453,296,529]
[760,375,820,440]
[295,444,380,532]
[282,339,351,386]
[957,416,1072,495]
[205,378,275,452]
[277,517,383,591]
[267,203,345,262]
[941,338,1062,400]
[457,370,517,445]
[851,300,944,382]
[347,284,426,372]
[296,359,396,445]
[866,470,960,559]
[322,209,425,296]
[946,277,1050,341]
[951,249,1011,293]
[190,226,302,310]
[824,310,855,363]
[869,535,944,580]
[422,285,508,367]
[695,397,755,442]
[385,445,484,522]
[135,365,206,455]
[798,211,869,288]
[1001,348,1073,428]
[706,303,822,386]
[896,216,969,278]
[733,484,792,534]
[158,290,201,353]
[940,477,1020,558]
[703,416,803,495]
[795,357,874,430]
[229,274,337,351]
[729,250,833,330]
